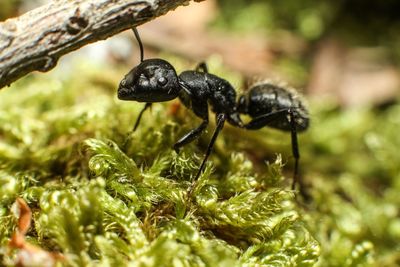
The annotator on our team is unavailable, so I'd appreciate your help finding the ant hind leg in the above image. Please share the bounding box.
[289,110,311,201]
[289,109,299,190]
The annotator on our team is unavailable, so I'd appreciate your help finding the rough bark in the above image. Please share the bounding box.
[0,0,203,89]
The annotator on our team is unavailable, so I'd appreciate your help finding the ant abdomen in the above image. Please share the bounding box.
[238,83,309,132]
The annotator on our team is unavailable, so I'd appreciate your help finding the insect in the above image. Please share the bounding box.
[118,27,309,196]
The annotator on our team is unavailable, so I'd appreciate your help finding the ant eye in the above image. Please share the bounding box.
[120,79,126,87]
[157,77,168,86]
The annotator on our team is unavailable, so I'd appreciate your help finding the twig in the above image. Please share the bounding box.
[0,0,204,89]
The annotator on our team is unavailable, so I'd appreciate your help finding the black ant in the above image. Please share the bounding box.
[118,27,310,197]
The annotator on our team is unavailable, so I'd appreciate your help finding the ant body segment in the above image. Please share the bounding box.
[118,27,309,195]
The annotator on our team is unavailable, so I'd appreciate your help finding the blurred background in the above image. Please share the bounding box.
[1,0,400,266]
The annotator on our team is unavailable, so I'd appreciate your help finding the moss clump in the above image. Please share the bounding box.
[0,62,319,266]
[1,58,399,266]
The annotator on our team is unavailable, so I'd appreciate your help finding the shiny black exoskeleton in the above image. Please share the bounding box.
[118,28,309,194]
[238,83,309,132]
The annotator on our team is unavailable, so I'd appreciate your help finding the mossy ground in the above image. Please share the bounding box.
[0,57,399,266]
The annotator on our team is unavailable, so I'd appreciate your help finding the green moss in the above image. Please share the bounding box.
[1,58,399,266]
[0,61,319,266]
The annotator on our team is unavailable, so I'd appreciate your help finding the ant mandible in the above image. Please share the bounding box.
[118,27,310,196]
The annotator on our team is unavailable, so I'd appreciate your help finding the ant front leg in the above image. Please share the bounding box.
[195,62,208,73]
[123,103,151,149]
[133,103,152,132]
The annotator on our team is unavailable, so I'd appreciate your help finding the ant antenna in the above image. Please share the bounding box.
[132,27,144,62]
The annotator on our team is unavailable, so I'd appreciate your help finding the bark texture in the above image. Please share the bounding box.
[0,0,203,89]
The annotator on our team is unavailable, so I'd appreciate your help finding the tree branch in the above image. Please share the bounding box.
[0,0,203,89]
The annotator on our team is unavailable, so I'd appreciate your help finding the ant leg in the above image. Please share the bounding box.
[123,103,151,149]
[227,112,244,128]
[173,119,208,153]
[173,101,209,153]
[195,113,226,180]
[288,110,299,190]
[187,113,226,197]
[244,109,309,198]
[243,109,290,130]
[195,62,208,73]
[133,103,152,131]
[289,110,310,200]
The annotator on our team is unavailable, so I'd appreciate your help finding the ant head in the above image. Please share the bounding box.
[118,27,181,102]
[118,58,181,102]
